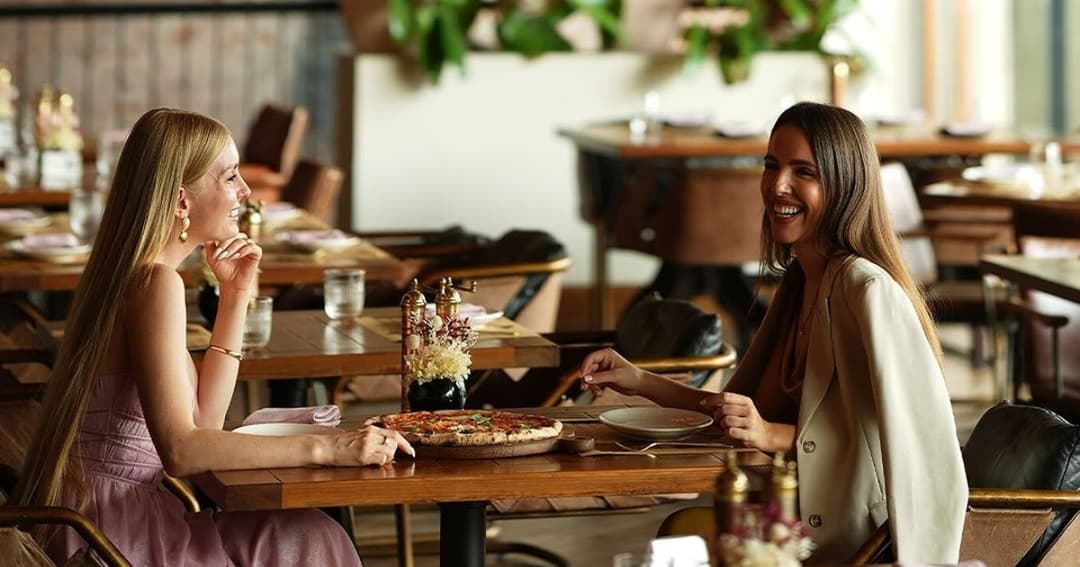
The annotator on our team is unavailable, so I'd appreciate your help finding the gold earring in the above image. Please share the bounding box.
[179,217,190,243]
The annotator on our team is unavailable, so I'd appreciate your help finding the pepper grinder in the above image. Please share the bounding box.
[714,450,750,538]
[433,276,476,320]
[238,199,264,241]
[766,452,799,523]
[400,279,427,411]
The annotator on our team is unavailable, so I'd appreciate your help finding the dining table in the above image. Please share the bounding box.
[921,180,1080,209]
[979,254,1080,304]
[559,123,1059,328]
[0,187,73,208]
[0,210,409,292]
[191,308,560,381]
[191,404,766,567]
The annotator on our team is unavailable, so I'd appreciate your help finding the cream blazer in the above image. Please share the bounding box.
[724,256,967,563]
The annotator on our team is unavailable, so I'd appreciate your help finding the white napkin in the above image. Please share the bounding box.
[241,405,342,427]
[21,232,80,251]
[942,122,991,137]
[0,208,41,222]
[646,535,710,566]
[424,303,487,318]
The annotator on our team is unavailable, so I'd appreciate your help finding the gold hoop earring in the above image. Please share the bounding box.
[179,217,190,243]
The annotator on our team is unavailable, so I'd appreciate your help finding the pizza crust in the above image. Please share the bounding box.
[365,410,563,447]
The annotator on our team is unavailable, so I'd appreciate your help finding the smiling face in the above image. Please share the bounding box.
[183,138,250,243]
[760,124,825,254]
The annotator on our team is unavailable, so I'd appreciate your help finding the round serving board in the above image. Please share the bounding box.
[413,436,560,459]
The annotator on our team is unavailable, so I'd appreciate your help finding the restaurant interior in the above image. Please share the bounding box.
[0,1,1078,566]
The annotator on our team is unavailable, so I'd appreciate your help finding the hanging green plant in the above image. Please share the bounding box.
[388,0,622,83]
[681,0,859,85]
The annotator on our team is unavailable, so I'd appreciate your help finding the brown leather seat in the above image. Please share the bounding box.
[239,104,309,202]
[278,159,343,224]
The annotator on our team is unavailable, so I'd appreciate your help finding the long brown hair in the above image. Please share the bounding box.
[16,109,229,512]
[759,102,943,364]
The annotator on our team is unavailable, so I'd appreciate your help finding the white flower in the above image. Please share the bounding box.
[430,315,444,330]
[404,334,421,351]
[767,523,791,543]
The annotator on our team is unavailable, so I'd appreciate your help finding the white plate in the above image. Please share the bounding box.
[600,407,714,441]
[468,310,504,328]
[232,423,338,436]
[424,303,504,328]
[6,239,91,261]
[714,122,767,139]
[962,164,1041,188]
[262,203,302,224]
[0,215,51,235]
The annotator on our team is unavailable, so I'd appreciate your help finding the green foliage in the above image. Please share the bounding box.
[389,0,622,83]
[682,0,858,85]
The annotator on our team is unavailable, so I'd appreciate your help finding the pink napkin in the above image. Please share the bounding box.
[21,232,81,251]
[286,229,350,244]
[0,208,41,222]
[241,405,341,427]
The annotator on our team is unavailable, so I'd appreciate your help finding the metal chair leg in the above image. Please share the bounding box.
[395,504,414,567]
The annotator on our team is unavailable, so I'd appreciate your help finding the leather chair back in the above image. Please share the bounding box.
[614,294,724,386]
[467,230,568,323]
[962,402,1080,566]
[242,104,309,177]
[279,160,343,224]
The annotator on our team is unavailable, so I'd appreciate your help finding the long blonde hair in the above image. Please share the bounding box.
[16,109,229,511]
[760,102,943,365]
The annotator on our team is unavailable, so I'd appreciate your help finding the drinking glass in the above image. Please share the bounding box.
[242,296,273,349]
[323,268,365,320]
[69,188,104,242]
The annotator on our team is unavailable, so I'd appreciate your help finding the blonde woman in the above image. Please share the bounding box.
[579,102,966,563]
[17,109,411,565]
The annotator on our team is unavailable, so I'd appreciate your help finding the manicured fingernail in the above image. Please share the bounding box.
[406,447,416,458]
[583,375,593,383]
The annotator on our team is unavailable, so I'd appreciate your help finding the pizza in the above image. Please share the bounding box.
[365,410,563,447]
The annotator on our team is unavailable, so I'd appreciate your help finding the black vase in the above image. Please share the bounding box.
[198,283,219,329]
[407,378,467,412]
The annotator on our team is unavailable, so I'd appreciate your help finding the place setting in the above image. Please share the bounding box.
[4,230,90,264]
[0,207,52,236]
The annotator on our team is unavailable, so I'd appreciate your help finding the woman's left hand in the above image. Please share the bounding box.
[205,233,262,296]
[701,392,791,452]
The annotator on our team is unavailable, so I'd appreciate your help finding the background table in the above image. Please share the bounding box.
[980,255,1080,304]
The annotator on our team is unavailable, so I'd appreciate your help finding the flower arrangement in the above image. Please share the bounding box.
[715,503,814,567]
[403,313,476,386]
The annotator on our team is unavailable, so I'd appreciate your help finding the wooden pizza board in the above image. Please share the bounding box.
[413,436,562,459]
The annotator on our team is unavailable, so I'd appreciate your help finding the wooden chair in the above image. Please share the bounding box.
[278,159,343,224]
[1004,203,1080,420]
[881,163,1009,372]
[0,507,132,567]
[239,104,309,203]
[0,298,56,401]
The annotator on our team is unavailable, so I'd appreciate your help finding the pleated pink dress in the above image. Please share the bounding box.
[47,371,362,566]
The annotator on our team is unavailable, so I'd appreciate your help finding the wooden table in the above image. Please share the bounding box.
[922,181,1080,208]
[192,405,764,567]
[0,187,73,208]
[0,212,409,291]
[559,124,1051,328]
[980,255,1080,304]
[200,308,560,381]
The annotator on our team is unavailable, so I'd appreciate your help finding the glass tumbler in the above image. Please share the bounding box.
[242,296,273,349]
[323,268,365,320]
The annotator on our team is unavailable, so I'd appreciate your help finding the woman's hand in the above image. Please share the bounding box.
[205,233,262,296]
[701,392,793,452]
[324,426,414,467]
[579,348,646,397]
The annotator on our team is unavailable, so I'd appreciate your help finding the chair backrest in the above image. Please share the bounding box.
[962,402,1080,566]
[422,230,570,333]
[278,160,343,224]
[614,294,724,386]
[880,162,938,285]
[1011,204,1080,416]
[242,104,309,177]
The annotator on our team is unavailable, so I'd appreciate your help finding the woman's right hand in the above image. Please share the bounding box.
[324,426,414,467]
[579,348,646,397]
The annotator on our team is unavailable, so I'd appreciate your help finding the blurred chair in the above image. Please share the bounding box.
[1004,203,1080,421]
[239,104,309,203]
[278,159,343,224]
[880,163,1008,370]
[0,298,56,401]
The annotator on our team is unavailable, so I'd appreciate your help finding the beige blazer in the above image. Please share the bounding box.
[725,256,967,563]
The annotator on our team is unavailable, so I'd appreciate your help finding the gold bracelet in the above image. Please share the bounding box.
[206,344,243,361]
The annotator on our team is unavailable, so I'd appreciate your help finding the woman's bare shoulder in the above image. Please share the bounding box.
[125,263,185,312]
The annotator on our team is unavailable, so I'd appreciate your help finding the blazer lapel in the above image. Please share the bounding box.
[797,257,844,433]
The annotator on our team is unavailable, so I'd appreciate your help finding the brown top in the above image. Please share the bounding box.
[752,296,803,425]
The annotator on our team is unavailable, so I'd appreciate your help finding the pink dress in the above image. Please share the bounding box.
[48,371,362,566]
